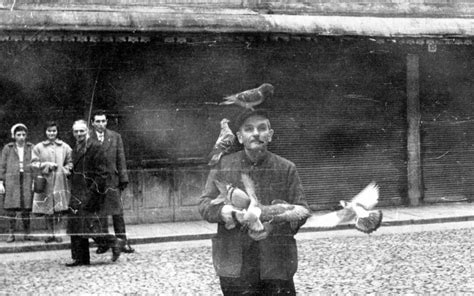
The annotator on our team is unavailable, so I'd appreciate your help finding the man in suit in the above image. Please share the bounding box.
[90,110,134,253]
[66,119,123,266]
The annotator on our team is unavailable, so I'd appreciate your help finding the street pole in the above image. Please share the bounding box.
[407,53,423,206]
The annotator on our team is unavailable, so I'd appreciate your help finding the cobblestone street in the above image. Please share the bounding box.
[0,223,472,295]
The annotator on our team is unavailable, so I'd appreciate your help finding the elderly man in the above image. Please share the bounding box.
[199,110,309,295]
[65,120,123,267]
[89,110,134,254]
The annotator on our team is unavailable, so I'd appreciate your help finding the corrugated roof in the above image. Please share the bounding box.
[0,7,472,37]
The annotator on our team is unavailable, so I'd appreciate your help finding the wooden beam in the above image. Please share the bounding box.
[407,53,423,206]
[0,10,473,37]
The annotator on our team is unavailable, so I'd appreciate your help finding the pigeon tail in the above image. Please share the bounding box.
[208,151,223,166]
[210,180,230,205]
[219,96,236,105]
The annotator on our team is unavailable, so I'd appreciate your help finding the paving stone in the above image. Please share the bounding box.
[0,227,472,294]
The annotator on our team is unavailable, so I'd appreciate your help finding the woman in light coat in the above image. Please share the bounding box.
[31,121,73,243]
[0,123,36,243]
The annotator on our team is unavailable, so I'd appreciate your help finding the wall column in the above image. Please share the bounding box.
[407,53,423,206]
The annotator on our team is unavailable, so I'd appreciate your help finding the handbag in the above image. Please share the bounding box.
[33,175,47,193]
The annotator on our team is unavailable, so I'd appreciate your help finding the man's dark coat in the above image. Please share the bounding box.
[90,129,129,216]
[67,138,107,236]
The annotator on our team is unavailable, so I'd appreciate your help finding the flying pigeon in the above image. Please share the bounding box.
[219,83,274,110]
[208,118,236,167]
[310,182,383,234]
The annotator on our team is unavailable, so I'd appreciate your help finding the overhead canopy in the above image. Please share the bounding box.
[0,7,473,38]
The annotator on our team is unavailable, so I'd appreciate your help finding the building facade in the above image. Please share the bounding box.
[0,0,472,227]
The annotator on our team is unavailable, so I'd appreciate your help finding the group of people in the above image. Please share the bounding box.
[0,110,134,266]
[2,106,309,294]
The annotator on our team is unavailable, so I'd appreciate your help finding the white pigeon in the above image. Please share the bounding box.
[235,174,264,232]
[219,83,274,110]
[208,118,236,166]
[311,182,383,234]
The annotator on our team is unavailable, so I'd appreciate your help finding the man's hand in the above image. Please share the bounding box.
[220,204,241,230]
[248,222,273,241]
[0,182,5,194]
[220,204,235,222]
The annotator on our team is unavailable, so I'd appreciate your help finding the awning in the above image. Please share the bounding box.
[0,7,473,38]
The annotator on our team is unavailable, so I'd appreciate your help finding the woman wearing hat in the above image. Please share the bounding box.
[31,121,73,243]
[0,123,36,243]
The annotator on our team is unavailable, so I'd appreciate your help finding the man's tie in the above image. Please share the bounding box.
[98,133,104,143]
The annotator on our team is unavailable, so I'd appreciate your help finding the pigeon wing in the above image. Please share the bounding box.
[241,173,258,203]
[259,204,311,223]
[351,182,379,210]
[236,88,261,103]
[208,152,224,167]
[310,208,357,228]
[216,132,235,149]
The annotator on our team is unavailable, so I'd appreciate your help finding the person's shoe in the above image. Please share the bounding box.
[122,242,135,253]
[24,234,38,241]
[54,236,63,243]
[65,260,90,267]
[96,246,110,254]
[6,234,15,243]
[111,238,125,262]
[45,236,56,243]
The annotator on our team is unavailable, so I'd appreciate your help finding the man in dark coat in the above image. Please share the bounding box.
[90,110,134,253]
[199,110,309,295]
[65,119,124,267]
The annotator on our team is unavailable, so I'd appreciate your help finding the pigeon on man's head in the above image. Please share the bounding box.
[219,83,274,110]
[207,118,236,166]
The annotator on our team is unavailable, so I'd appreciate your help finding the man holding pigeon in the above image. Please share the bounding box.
[199,108,310,295]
